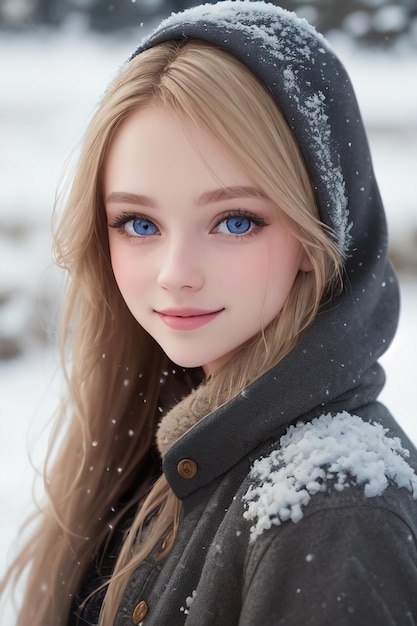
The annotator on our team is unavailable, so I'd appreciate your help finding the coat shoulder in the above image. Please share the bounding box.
[241,411,417,543]
[235,412,417,625]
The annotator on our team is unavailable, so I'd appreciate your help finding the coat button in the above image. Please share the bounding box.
[132,600,148,624]
[177,458,198,479]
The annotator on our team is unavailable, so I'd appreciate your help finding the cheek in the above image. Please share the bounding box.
[108,242,127,289]
[108,241,145,296]
[253,237,302,312]
[226,240,298,288]
[211,253,262,300]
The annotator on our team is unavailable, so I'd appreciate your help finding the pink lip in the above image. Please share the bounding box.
[156,308,224,330]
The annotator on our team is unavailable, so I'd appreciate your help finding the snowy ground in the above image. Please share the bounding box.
[0,26,416,614]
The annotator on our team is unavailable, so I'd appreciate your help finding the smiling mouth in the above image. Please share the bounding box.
[156,308,224,330]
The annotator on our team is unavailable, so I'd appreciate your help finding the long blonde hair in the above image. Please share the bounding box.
[1,39,342,625]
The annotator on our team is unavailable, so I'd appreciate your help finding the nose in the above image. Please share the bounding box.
[157,237,204,292]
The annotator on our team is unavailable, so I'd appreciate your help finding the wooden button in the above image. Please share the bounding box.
[132,600,148,624]
[177,458,198,479]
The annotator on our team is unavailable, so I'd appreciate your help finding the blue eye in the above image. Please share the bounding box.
[217,216,252,235]
[227,216,251,234]
[109,213,160,238]
[129,218,158,236]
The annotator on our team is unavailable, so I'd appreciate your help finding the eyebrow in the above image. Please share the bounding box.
[197,186,268,206]
[105,186,268,208]
[105,191,156,207]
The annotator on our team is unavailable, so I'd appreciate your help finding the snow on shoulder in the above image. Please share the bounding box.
[243,412,417,542]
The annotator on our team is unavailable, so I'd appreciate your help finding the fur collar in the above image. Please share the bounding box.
[156,383,214,457]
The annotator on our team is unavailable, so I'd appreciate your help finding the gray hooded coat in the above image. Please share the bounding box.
[71,2,417,625]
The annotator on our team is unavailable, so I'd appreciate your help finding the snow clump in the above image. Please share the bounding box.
[180,590,197,615]
[243,412,417,542]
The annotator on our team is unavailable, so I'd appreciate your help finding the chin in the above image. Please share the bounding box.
[163,352,205,370]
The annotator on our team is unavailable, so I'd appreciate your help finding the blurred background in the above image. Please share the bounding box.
[0,0,416,609]
[1,0,417,45]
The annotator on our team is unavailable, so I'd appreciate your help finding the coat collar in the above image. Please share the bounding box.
[162,344,389,500]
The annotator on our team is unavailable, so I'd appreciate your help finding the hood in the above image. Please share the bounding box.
[130,1,400,499]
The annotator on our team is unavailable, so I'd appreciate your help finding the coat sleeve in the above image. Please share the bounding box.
[239,504,417,626]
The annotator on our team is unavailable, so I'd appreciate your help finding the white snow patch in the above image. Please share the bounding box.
[152,0,323,50]
[283,82,350,253]
[243,412,417,542]
[373,6,408,33]
[180,590,197,615]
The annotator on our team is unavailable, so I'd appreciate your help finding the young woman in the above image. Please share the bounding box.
[3,2,417,624]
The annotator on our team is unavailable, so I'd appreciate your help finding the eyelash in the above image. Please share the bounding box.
[109,212,160,238]
[213,210,268,238]
[109,210,268,239]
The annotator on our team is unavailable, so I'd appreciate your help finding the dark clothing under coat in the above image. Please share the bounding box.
[71,2,417,625]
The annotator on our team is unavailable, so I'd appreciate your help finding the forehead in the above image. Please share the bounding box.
[103,106,256,199]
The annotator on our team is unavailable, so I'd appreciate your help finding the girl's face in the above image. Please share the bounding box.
[103,106,308,375]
